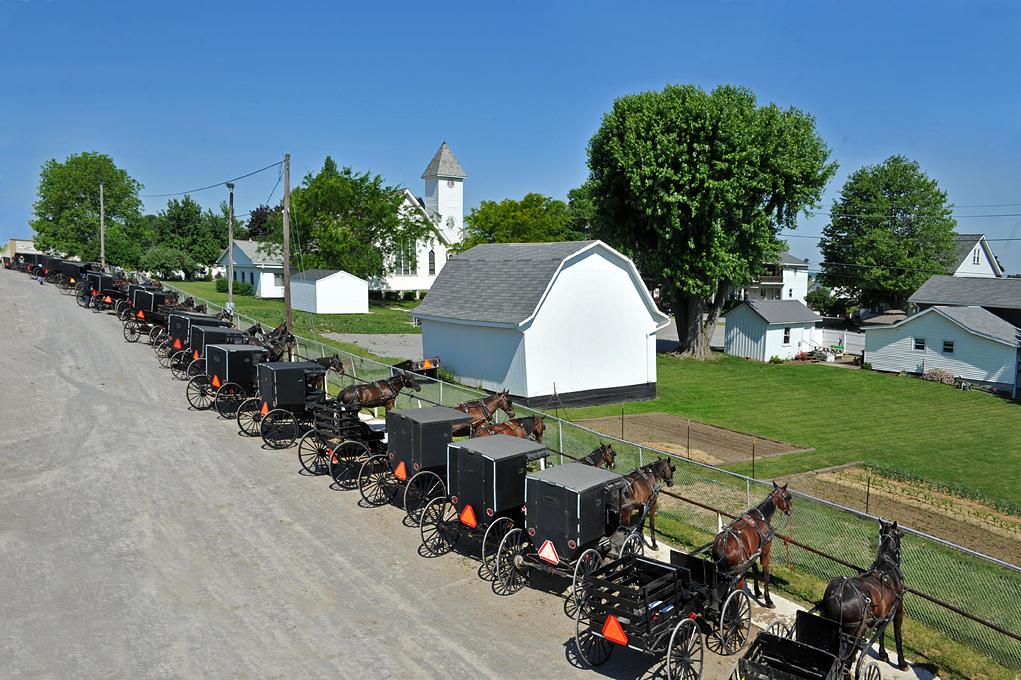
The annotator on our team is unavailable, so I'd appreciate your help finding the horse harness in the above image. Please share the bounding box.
[720,508,774,566]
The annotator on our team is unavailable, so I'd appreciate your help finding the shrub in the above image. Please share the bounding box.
[216,278,253,295]
[215,278,228,293]
[402,290,417,301]
[861,362,873,371]
[768,355,784,364]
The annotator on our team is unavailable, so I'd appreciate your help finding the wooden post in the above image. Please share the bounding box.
[865,475,872,515]
[752,440,756,479]
[99,183,105,268]
[620,405,625,439]
[686,422,691,459]
[226,182,235,305]
[282,153,293,334]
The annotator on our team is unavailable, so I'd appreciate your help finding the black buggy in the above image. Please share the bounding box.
[78,271,114,308]
[417,434,549,578]
[118,282,160,320]
[122,288,179,344]
[185,343,269,416]
[54,260,93,295]
[295,401,387,485]
[356,407,473,523]
[170,324,250,380]
[157,311,232,368]
[252,361,335,449]
[493,463,652,598]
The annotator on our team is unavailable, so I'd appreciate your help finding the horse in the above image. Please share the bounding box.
[314,354,346,376]
[821,520,908,672]
[578,442,616,469]
[260,323,297,362]
[338,371,421,410]
[712,481,793,608]
[451,389,516,436]
[618,457,675,550]
[473,415,545,443]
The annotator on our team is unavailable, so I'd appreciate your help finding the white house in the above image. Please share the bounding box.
[864,306,1020,395]
[217,240,284,298]
[411,240,669,406]
[4,238,42,260]
[292,269,369,314]
[724,300,820,361]
[738,252,810,304]
[949,234,1003,278]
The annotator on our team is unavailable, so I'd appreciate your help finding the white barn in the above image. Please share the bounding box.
[217,240,284,298]
[292,269,369,314]
[724,300,820,361]
[864,305,1020,395]
[411,241,669,406]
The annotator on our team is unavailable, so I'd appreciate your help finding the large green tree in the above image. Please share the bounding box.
[263,157,436,279]
[155,195,230,270]
[31,152,144,266]
[586,84,836,357]
[819,155,957,309]
[455,192,583,252]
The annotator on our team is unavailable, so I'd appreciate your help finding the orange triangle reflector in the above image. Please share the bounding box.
[537,539,560,565]
[137,310,145,319]
[193,350,200,361]
[260,402,270,415]
[394,461,407,481]
[602,615,629,646]
[422,360,432,369]
[330,451,338,464]
[459,504,477,528]
[103,296,112,303]
[211,375,221,388]
[173,338,182,349]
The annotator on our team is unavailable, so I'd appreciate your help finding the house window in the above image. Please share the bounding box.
[396,240,417,276]
[783,327,791,345]
[249,272,255,286]
[760,289,766,298]
[914,337,926,351]
[943,340,955,353]
[788,287,793,298]
[233,269,238,281]
[973,248,981,265]
[274,273,283,287]
[428,249,436,276]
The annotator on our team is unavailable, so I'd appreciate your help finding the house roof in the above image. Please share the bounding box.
[949,233,1003,276]
[778,252,809,267]
[411,240,668,328]
[291,268,366,283]
[218,239,283,267]
[742,300,819,325]
[909,275,1021,310]
[869,305,1021,347]
[421,142,466,179]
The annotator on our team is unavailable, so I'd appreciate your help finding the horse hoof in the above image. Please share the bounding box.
[764,600,775,609]
[897,663,910,671]
[878,653,889,663]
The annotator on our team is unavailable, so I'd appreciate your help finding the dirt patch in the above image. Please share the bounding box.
[791,466,1021,565]
[578,412,811,465]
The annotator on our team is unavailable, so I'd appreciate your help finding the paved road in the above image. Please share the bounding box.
[0,272,737,679]
[323,332,422,362]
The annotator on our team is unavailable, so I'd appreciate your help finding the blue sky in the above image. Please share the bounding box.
[2,1,1020,270]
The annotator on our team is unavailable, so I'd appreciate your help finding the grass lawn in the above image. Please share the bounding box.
[568,354,1021,508]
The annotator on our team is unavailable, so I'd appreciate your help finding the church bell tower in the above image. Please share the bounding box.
[422,141,466,244]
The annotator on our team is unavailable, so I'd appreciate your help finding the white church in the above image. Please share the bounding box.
[373,141,466,294]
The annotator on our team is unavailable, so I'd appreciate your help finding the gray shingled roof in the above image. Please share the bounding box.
[412,241,600,324]
[950,234,983,274]
[227,240,283,266]
[934,306,1021,346]
[909,275,1021,309]
[421,142,466,179]
[292,269,339,282]
[743,300,819,324]
[778,252,808,267]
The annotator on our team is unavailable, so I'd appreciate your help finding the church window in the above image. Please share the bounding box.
[428,250,436,276]
[973,248,981,265]
[397,241,417,276]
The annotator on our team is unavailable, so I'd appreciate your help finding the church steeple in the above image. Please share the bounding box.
[421,141,467,180]
[422,142,465,243]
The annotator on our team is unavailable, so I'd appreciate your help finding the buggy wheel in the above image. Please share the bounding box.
[90,294,103,311]
[297,430,330,475]
[170,351,190,380]
[858,660,882,680]
[573,593,613,667]
[329,440,369,489]
[236,398,262,436]
[667,618,704,680]
[357,454,398,506]
[185,375,215,410]
[419,497,460,557]
[715,589,752,655]
[123,319,142,343]
[765,621,791,639]
[214,382,245,419]
[187,358,205,379]
[480,516,515,580]
[157,342,173,367]
[620,531,645,558]
[148,325,164,345]
[77,290,90,307]
[403,470,446,523]
[571,549,602,606]
[494,528,528,595]
[261,409,298,449]
[115,300,130,318]
[725,661,742,680]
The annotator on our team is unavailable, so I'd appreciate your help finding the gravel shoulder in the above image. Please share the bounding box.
[323,332,422,361]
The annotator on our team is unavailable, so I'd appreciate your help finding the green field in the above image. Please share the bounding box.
[569,354,1021,508]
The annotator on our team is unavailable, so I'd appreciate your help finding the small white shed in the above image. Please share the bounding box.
[724,300,819,361]
[411,241,669,406]
[292,269,369,314]
[864,305,1020,394]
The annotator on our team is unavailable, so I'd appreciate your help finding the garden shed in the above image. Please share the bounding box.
[724,300,819,361]
[411,240,669,406]
[291,269,368,315]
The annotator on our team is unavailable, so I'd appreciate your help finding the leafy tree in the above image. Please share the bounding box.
[156,196,230,273]
[244,204,276,241]
[804,285,853,317]
[586,84,835,358]
[819,156,957,309]
[141,244,196,280]
[31,152,144,266]
[263,157,436,279]
[455,193,582,252]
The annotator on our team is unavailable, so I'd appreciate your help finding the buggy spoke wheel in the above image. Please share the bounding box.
[329,440,369,489]
[185,376,215,410]
[620,531,644,558]
[480,517,514,580]
[214,382,245,419]
[765,621,791,639]
[157,342,173,368]
[403,470,446,523]
[419,497,460,557]
[667,618,703,680]
[494,528,528,595]
[858,660,882,680]
[715,589,751,655]
[122,319,141,343]
[236,398,262,436]
[170,351,190,380]
[187,358,205,379]
[90,294,103,312]
[571,548,602,607]
[357,454,398,506]
[573,594,613,667]
[725,661,743,680]
[148,326,163,345]
[76,291,89,307]
[261,409,298,449]
[297,430,330,475]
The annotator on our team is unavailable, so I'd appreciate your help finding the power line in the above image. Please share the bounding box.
[140,160,283,198]
[782,232,1021,242]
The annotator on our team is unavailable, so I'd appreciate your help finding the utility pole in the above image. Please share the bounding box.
[226,182,235,306]
[282,153,293,334]
[99,183,106,269]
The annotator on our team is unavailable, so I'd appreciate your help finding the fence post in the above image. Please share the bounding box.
[439,380,443,405]
[638,446,644,466]
[558,421,564,465]
[746,479,751,507]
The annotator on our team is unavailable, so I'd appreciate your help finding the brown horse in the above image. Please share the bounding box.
[473,415,545,443]
[451,390,516,436]
[712,481,793,608]
[821,520,908,672]
[619,457,675,550]
[339,371,421,410]
[578,442,616,469]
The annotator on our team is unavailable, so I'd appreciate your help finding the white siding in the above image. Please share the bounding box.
[781,268,809,304]
[420,320,527,394]
[865,312,1017,385]
[724,305,768,361]
[292,272,368,314]
[763,323,815,360]
[952,242,999,278]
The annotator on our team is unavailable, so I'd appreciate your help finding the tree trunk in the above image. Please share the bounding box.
[673,281,732,360]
